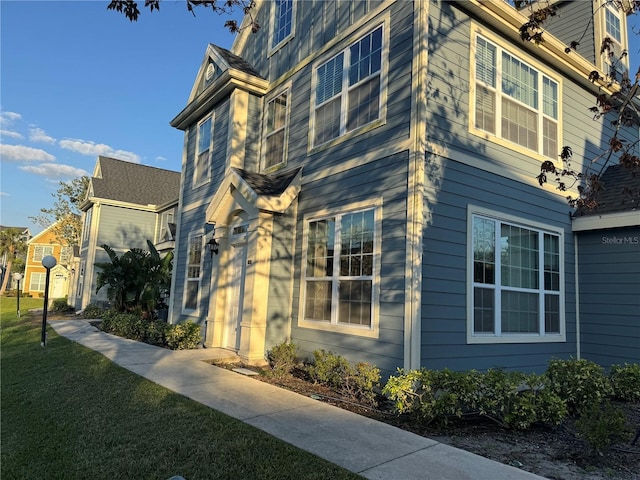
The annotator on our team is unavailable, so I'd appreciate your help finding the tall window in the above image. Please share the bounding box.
[30,273,46,292]
[194,117,212,187]
[272,0,294,48]
[159,211,174,242]
[184,234,203,311]
[33,246,54,261]
[82,208,92,243]
[60,246,72,264]
[303,207,377,328]
[263,91,289,169]
[471,212,563,342]
[473,33,559,158]
[314,25,383,146]
[605,6,621,43]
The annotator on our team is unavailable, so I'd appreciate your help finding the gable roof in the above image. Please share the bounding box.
[235,168,302,196]
[212,45,263,78]
[88,156,180,207]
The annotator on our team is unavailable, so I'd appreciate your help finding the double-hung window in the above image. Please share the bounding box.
[194,116,212,187]
[313,25,384,147]
[30,273,46,292]
[302,205,380,337]
[272,0,294,49]
[470,208,564,343]
[473,31,559,158]
[263,90,289,170]
[605,5,622,43]
[184,234,203,311]
[33,246,54,262]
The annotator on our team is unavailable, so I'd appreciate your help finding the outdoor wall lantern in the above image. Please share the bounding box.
[40,255,57,347]
[13,272,23,317]
[207,236,219,257]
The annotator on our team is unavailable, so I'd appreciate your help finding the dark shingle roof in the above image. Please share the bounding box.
[575,164,640,217]
[91,156,180,206]
[212,45,264,79]
[235,168,301,196]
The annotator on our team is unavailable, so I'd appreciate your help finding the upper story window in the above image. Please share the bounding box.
[263,90,289,170]
[33,245,54,262]
[60,246,72,264]
[472,30,560,159]
[159,211,175,242]
[605,5,622,43]
[184,233,203,312]
[313,25,384,147]
[194,116,212,188]
[82,208,92,243]
[272,0,294,49]
[469,207,564,344]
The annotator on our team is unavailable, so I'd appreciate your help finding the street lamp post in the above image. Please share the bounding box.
[13,273,23,317]
[41,255,57,347]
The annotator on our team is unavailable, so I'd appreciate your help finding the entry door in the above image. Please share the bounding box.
[225,243,247,350]
[52,274,66,298]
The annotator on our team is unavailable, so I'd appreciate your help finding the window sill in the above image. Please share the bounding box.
[467,333,566,344]
[298,318,379,339]
[309,118,385,155]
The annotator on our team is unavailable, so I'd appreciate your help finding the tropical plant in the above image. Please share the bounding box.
[0,227,28,295]
[94,240,173,316]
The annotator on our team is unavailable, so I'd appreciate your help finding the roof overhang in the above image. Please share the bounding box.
[171,68,269,131]
[206,168,302,225]
[572,210,640,231]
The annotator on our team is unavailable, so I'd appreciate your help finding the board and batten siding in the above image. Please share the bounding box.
[290,151,409,377]
[421,158,577,373]
[577,227,640,367]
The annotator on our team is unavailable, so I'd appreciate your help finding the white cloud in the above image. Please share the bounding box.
[1,129,24,140]
[0,111,22,128]
[59,138,140,163]
[19,163,88,179]
[0,192,10,197]
[0,144,55,162]
[29,127,56,144]
[155,156,167,162]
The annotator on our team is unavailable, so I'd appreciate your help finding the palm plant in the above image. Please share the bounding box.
[0,228,28,294]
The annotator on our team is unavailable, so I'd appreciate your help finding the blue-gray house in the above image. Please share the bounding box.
[168,0,639,375]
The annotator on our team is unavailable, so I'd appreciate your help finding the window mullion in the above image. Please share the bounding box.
[340,49,349,137]
[494,220,502,336]
[496,48,503,139]
[538,231,546,335]
[331,215,342,325]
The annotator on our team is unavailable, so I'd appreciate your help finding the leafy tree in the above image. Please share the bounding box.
[107,0,260,32]
[0,228,28,294]
[30,176,90,248]
[95,240,173,316]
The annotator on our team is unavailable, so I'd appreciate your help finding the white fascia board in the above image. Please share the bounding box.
[572,210,640,231]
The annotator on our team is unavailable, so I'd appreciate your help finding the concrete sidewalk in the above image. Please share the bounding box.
[50,320,546,480]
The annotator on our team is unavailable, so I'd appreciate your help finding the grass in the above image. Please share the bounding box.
[0,297,363,480]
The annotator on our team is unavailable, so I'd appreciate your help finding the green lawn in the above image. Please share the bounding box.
[0,297,362,480]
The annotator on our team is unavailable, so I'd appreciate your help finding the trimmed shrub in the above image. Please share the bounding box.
[82,304,107,319]
[267,342,298,378]
[52,297,73,312]
[145,321,169,347]
[545,358,613,414]
[307,350,380,405]
[609,363,640,402]
[575,401,630,453]
[165,321,202,350]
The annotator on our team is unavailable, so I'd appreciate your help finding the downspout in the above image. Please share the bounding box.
[574,232,581,359]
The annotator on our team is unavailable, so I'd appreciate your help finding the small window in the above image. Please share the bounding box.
[469,209,564,343]
[263,90,289,170]
[313,25,384,147]
[184,234,203,311]
[605,6,622,43]
[272,0,294,49]
[194,117,212,187]
[472,31,559,158]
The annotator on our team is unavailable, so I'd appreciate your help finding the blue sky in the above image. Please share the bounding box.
[1,0,241,233]
[1,1,639,237]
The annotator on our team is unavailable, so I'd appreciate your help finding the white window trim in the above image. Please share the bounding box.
[193,115,213,189]
[309,20,389,152]
[261,85,291,172]
[466,205,566,344]
[33,245,54,262]
[469,23,563,162]
[30,272,46,292]
[182,232,204,314]
[598,1,629,76]
[298,198,382,338]
[269,0,296,55]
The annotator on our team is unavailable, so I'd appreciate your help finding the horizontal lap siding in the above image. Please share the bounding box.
[290,152,409,377]
[421,159,578,374]
[546,2,595,65]
[96,206,157,250]
[578,228,640,367]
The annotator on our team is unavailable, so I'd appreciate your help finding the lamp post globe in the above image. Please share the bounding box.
[40,255,57,347]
